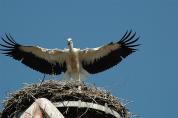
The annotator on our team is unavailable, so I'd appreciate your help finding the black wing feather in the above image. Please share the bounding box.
[82,49,122,74]
[0,34,66,75]
[82,30,140,74]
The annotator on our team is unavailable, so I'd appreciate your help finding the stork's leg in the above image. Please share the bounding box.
[77,71,82,93]
[78,71,81,82]
[76,62,81,81]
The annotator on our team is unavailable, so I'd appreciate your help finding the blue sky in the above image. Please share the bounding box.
[0,0,178,117]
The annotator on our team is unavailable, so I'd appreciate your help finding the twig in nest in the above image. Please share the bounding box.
[79,107,89,118]
[63,107,69,115]
[24,91,36,101]
[39,74,46,86]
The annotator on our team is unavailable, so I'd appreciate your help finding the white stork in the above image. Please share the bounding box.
[0,31,139,81]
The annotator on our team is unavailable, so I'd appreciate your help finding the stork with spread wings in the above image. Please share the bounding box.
[0,31,139,81]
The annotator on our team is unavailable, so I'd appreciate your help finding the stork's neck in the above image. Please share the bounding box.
[67,38,74,52]
[69,43,74,52]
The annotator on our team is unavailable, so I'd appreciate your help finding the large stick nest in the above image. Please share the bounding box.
[1,80,130,118]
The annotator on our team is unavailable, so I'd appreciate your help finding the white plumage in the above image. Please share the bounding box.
[0,31,139,81]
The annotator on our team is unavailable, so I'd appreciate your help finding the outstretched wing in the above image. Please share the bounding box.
[79,30,140,74]
[0,34,67,75]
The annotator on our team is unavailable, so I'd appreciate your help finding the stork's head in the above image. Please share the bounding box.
[67,38,73,50]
